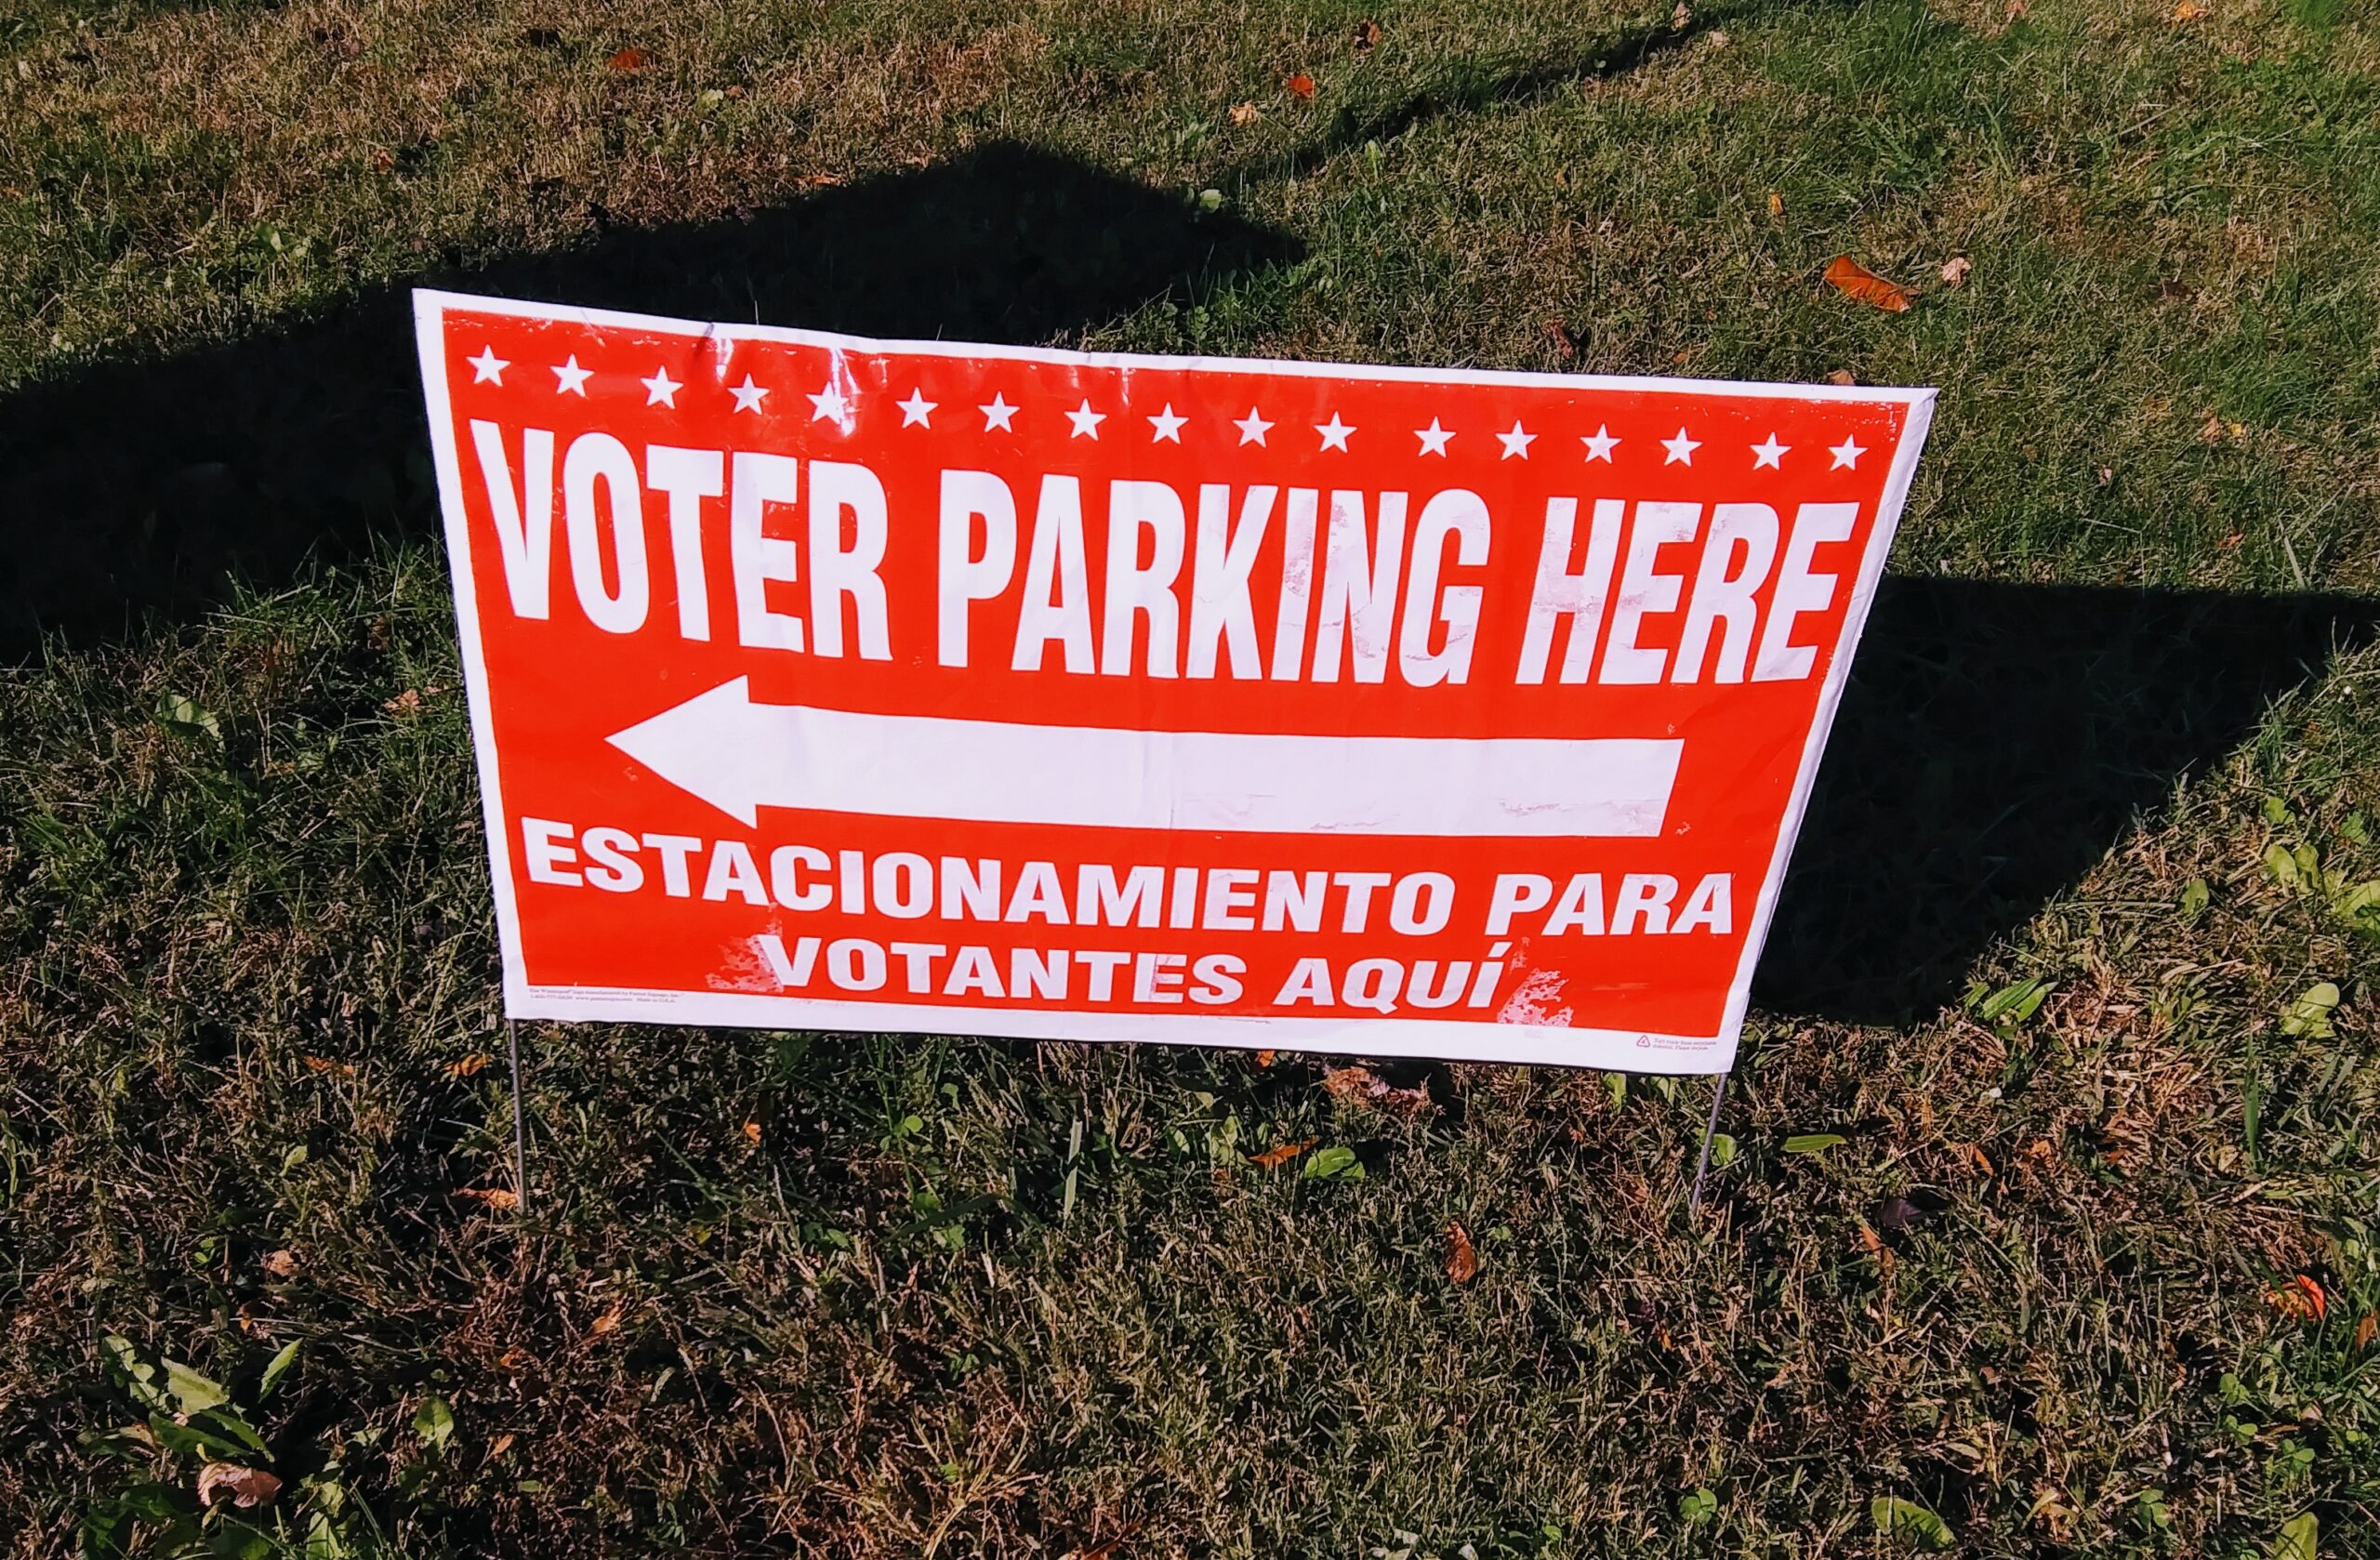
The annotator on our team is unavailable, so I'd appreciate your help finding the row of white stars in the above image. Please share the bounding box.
[466,347,1870,469]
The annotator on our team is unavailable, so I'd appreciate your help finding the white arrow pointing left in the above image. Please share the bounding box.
[606,677,1680,837]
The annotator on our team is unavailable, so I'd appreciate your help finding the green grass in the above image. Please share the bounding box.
[4,0,2379,1555]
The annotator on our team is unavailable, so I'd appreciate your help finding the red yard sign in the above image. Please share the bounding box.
[416,289,1933,1072]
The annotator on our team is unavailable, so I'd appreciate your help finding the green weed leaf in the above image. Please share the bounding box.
[2271,1511,2318,1560]
[2179,879,2210,921]
[162,1355,229,1415]
[258,1340,302,1403]
[412,1395,455,1454]
[2264,841,2302,887]
[2280,982,2340,1038]
[1975,976,2053,1025]
[1301,1144,1362,1181]
[1708,1132,1738,1169]
[1677,1487,1718,1524]
[154,692,221,744]
[1871,1494,1953,1550]
[1783,1133,1846,1156]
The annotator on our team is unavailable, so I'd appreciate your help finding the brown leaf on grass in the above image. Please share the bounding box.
[1825,255,1914,312]
[488,1432,517,1459]
[2171,0,2207,19]
[1856,1221,1896,1276]
[1443,1221,1479,1284]
[1353,20,1382,53]
[1252,1049,1277,1067]
[1229,100,1260,126]
[1541,318,1577,359]
[260,1249,298,1279]
[588,1302,624,1337]
[1672,1,1693,28]
[1285,72,1316,100]
[1766,191,1784,218]
[607,46,650,72]
[1827,369,1858,386]
[456,1186,519,1211]
[197,1463,281,1509]
[1249,1138,1316,1170]
[1321,1064,1435,1117]
[1956,1142,1995,1177]
[2355,1312,2376,1351]
[383,688,423,717]
[301,1055,353,1077]
[1940,255,1973,287]
[444,1053,491,1078]
[2267,1275,2326,1322]
[742,1119,761,1144]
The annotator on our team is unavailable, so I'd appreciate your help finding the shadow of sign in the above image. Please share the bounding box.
[1760,578,2379,1023]
[0,141,1298,657]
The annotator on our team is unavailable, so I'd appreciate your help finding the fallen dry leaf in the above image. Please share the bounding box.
[588,1302,625,1337]
[1827,368,1858,386]
[742,1119,761,1144]
[456,1186,519,1211]
[2219,531,2244,549]
[1321,1064,1435,1116]
[2171,0,2207,18]
[261,1249,299,1279]
[1856,1221,1896,1276]
[1353,20,1382,52]
[1672,0,1693,28]
[489,1432,517,1459]
[2356,1312,2376,1351]
[2267,1275,2326,1322]
[301,1055,353,1077]
[1958,1141,1994,1176]
[1229,100,1260,126]
[793,172,846,190]
[445,1053,491,1078]
[1940,255,1973,287]
[1285,72,1316,100]
[197,1463,282,1509]
[1444,1221,1479,1284]
[2199,414,2226,444]
[1541,318,1577,359]
[1766,191,1784,218]
[607,46,650,71]
[1253,1049,1277,1067]
[1249,1138,1316,1170]
[1825,254,1914,312]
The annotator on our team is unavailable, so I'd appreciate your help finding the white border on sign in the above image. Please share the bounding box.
[412,288,1937,1076]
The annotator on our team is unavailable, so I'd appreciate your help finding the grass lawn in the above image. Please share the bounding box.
[4,0,2379,1554]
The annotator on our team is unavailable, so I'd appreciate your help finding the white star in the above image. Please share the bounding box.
[980,393,1018,431]
[1498,420,1537,460]
[1830,436,1867,470]
[1661,427,1700,465]
[1316,413,1355,453]
[1147,403,1186,443]
[1751,432,1790,469]
[467,346,509,385]
[551,355,591,396]
[1234,406,1274,445]
[809,382,853,425]
[1580,424,1620,462]
[641,367,681,407]
[729,376,768,413]
[1415,418,1454,456]
[896,389,936,428]
[1065,400,1106,439]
